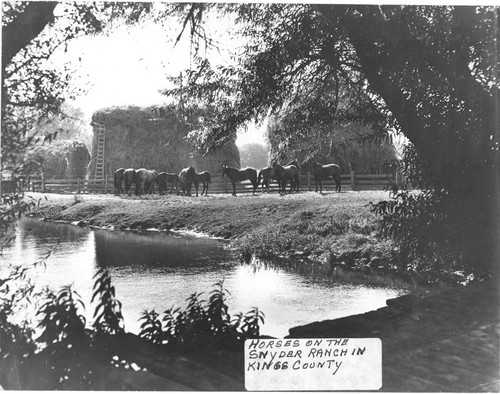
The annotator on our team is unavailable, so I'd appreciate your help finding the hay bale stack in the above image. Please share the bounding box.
[89,105,240,177]
[26,140,90,179]
[66,140,90,177]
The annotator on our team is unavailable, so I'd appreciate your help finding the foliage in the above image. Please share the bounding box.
[38,285,86,346]
[139,309,163,345]
[0,266,130,389]
[91,268,124,335]
[0,264,38,387]
[29,103,92,148]
[139,280,265,351]
[371,188,496,283]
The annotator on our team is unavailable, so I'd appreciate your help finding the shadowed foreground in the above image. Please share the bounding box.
[1,333,245,390]
[288,279,499,392]
[3,280,497,391]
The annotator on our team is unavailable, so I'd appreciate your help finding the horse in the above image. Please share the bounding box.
[271,161,300,194]
[221,165,259,196]
[285,159,300,170]
[155,172,179,195]
[257,167,273,192]
[123,168,137,196]
[193,170,211,196]
[113,168,125,194]
[305,158,341,193]
[179,166,197,196]
[135,168,157,195]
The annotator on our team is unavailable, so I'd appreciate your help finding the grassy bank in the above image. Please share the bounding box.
[29,190,408,283]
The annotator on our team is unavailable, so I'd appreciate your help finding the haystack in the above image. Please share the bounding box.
[89,105,240,177]
[66,141,91,177]
[26,140,90,178]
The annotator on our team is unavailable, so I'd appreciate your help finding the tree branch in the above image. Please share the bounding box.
[2,2,57,73]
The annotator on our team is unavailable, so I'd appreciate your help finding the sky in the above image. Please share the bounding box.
[58,11,267,147]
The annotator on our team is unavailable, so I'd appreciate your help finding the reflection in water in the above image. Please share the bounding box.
[94,230,232,268]
[2,219,407,337]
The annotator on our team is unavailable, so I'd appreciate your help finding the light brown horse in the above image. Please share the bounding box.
[135,168,157,195]
[222,165,259,196]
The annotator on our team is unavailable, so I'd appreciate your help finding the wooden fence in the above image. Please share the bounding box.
[28,172,398,195]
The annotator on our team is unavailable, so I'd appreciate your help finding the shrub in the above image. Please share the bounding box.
[91,268,125,335]
[370,189,495,283]
[38,285,86,346]
[138,280,265,351]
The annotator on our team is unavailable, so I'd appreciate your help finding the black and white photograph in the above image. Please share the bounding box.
[1,1,499,391]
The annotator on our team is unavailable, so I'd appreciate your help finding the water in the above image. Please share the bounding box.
[1,219,407,338]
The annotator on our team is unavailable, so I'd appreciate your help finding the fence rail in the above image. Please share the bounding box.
[27,172,398,195]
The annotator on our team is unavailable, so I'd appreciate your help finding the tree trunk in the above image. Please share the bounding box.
[2,3,57,73]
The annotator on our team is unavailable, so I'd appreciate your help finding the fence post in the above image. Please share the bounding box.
[105,175,109,194]
[77,178,81,194]
[41,173,45,193]
[351,171,356,191]
[307,172,311,191]
[223,174,228,193]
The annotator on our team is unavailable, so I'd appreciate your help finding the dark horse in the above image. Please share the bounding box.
[123,168,137,196]
[135,168,157,195]
[114,168,125,194]
[271,161,300,194]
[306,158,341,193]
[193,170,211,196]
[179,166,197,196]
[257,167,273,192]
[222,165,259,196]
[258,160,299,193]
[155,172,179,195]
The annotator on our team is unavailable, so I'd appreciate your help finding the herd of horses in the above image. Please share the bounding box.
[113,158,341,197]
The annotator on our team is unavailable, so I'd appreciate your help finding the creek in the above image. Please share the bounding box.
[1,218,407,337]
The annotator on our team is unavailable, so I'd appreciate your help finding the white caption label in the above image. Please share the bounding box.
[244,338,382,391]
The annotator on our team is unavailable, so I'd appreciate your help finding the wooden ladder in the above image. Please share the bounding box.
[94,123,105,180]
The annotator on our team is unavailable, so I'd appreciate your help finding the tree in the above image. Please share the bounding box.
[167,4,499,275]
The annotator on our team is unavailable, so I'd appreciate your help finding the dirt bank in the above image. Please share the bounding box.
[30,190,385,236]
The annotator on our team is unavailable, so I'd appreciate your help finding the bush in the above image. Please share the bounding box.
[370,189,496,284]
[139,280,265,351]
